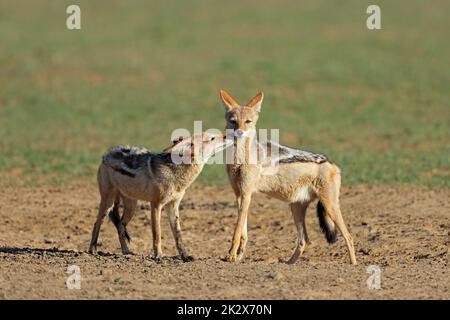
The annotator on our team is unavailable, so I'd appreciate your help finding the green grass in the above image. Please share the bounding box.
[0,0,449,187]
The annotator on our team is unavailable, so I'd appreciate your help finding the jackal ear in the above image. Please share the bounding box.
[163,136,185,152]
[220,89,239,112]
[172,136,184,145]
[246,92,264,112]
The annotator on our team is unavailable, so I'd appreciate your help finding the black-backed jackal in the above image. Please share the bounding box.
[220,90,357,265]
[88,132,230,262]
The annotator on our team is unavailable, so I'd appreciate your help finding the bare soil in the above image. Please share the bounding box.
[0,185,448,299]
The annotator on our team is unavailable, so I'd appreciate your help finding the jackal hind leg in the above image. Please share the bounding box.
[286,202,309,264]
[89,189,117,254]
[319,189,357,265]
[167,198,192,262]
[114,196,137,255]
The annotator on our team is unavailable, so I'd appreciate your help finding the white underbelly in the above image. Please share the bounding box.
[292,186,317,204]
[259,185,316,204]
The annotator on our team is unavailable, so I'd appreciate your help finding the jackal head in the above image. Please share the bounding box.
[164,132,230,164]
[219,90,264,139]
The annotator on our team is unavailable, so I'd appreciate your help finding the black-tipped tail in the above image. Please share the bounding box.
[108,201,131,242]
[317,201,338,243]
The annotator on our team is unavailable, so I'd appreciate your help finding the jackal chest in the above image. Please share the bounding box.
[226,164,262,188]
[227,164,261,177]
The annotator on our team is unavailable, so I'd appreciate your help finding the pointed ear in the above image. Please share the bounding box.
[163,136,185,152]
[220,89,239,112]
[172,136,184,145]
[246,91,264,112]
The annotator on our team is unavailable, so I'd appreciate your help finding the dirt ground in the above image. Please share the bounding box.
[0,184,448,299]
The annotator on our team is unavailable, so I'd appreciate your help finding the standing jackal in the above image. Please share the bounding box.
[88,132,230,261]
[219,90,357,265]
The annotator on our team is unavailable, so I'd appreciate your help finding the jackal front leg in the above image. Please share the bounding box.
[167,199,193,262]
[151,205,163,261]
[227,193,252,262]
[236,214,248,260]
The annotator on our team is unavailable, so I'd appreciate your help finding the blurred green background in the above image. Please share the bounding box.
[0,0,448,187]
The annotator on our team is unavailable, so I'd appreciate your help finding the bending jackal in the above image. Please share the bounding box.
[88,132,230,262]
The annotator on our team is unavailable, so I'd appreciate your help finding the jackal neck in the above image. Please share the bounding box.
[232,135,260,165]
[170,163,204,188]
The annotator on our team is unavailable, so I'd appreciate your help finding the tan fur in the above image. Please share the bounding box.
[220,90,357,265]
[88,132,229,262]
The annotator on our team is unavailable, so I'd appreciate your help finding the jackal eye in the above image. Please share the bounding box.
[229,119,237,125]
[245,119,252,124]
[211,136,215,141]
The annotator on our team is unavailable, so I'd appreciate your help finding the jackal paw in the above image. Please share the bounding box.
[88,246,97,255]
[151,255,162,262]
[225,254,239,262]
[285,258,298,265]
[181,255,194,262]
[237,251,246,261]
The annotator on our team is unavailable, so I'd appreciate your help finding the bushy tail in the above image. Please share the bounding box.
[316,201,338,243]
[108,198,131,242]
